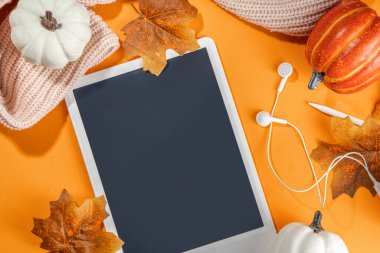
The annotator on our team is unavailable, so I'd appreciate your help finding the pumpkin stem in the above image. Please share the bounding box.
[308,70,324,90]
[309,211,324,233]
[40,11,59,32]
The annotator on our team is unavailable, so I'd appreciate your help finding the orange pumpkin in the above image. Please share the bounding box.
[306,0,380,94]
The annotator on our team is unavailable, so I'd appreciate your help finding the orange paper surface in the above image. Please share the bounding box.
[0,1,379,252]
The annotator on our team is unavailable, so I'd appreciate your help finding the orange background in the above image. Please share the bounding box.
[1,0,380,252]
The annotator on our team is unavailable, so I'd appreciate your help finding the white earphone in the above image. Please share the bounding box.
[256,111,287,127]
[277,62,293,93]
[256,62,380,208]
[255,62,293,127]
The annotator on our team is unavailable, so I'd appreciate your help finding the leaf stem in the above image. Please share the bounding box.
[131,4,144,18]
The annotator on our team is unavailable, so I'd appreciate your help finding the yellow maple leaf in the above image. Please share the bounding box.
[311,103,380,199]
[32,189,124,253]
[122,0,200,76]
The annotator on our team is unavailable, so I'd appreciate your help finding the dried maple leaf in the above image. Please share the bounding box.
[121,0,200,76]
[32,189,123,253]
[311,103,380,199]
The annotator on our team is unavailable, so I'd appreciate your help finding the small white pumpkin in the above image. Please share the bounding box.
[271,211,349,253]
[9,0,91,69]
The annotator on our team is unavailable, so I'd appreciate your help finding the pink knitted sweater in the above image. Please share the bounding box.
[214,0,340,36]
[0,0,338,130]
[0,0,119,130]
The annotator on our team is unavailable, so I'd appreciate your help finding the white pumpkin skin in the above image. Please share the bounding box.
[9,0,91,69]
[270,212,349,253]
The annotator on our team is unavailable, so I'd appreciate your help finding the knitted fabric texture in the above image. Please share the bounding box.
[0,0,119,130]
[214,0,340,36]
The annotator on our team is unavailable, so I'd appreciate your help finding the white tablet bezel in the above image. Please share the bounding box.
[65,37,276,253]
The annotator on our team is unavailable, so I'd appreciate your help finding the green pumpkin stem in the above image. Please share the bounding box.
[41,11,59,32]
[308,70,324,90]
[309,211,324,233]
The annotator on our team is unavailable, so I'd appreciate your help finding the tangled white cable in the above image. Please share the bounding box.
[256,63,380,208]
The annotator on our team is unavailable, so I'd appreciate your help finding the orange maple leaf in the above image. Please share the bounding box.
[122,0,200,76]
[311,103,380,199]
[32,189,123,253]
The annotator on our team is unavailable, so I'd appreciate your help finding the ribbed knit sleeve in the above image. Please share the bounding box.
[78,0,115,7]
[0,10,119,130]
[213,0,340,36]
[0,0,115,9]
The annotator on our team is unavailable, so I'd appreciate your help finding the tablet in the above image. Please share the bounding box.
[66,38,275,253]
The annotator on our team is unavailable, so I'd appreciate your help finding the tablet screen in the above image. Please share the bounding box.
[74,48,264,253]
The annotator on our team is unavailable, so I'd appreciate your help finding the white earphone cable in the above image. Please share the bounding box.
[267,92,322,206]
[266,92,377,208]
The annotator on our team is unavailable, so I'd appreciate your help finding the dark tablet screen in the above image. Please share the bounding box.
[74,48,264,253]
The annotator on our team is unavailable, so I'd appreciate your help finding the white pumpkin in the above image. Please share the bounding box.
[271,211,349,253]
[9,0,91,69]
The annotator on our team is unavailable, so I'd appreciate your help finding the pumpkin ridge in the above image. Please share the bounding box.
[310,7,368,69]
[40,32,67,68]
[50,0,59,19]
[276,224,304,252]
[10,24,41,53]
[55,29,90,61]
[325,47,380,83]
[327,64,380,93]
[325,19,380,80]
[16,6,43,19]
[19,28,46,60]
[56,20,89,25]
[305,0,366,61]
[54,32,73,62]
[53,0,78,19]
[36,0,48,15]
[297,231,321,252]
[322,14,376,72]
[57,24,90,42]
[271,213,349,253]
[17,0,44,16]
[286,226,312,252]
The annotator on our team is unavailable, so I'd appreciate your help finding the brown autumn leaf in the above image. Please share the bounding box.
[32,189,123,253]
[311,103,380,199]
[121,0,200,76]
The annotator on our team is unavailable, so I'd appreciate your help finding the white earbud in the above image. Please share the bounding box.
[277,62,293,93]
[256,111,287,127]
